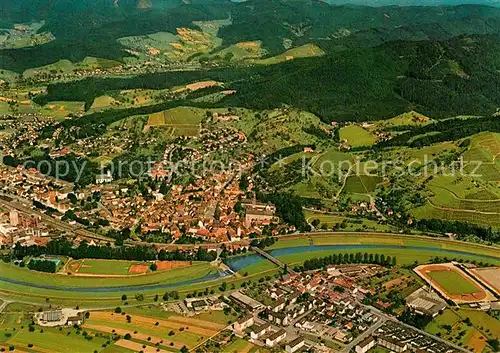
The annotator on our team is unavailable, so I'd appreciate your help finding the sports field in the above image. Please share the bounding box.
[67,259,150,276]
[426,269,479,295]
[414,263,492,303]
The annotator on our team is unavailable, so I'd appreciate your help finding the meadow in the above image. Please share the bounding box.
[340,125,377,147]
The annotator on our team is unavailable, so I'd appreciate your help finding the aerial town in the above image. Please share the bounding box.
[1,1,500,352]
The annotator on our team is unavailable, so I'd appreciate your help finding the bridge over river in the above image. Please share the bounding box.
[250,246,297,274]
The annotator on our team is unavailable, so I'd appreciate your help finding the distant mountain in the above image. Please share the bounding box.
[2,0,500,72]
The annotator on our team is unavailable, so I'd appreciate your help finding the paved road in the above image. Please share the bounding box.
[340,318,385,353]
[360,303,473,353]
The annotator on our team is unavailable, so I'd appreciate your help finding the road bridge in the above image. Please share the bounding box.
[251,246,296,274]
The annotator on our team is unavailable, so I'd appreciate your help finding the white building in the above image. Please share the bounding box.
[285,336,305,353]
[355,337,375,353]
[266,329,286,347]
[250,323,271,339]
[233,314,254,333]
[95,170,113,184]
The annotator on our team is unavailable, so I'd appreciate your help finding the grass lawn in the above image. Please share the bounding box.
[344,175,383,194]
[0,261,219,301]
[340,125,376,147]
[74,259,138,275]
[427,270,480,295]
[195,311,232,326]
[5,327,107,352]
[222,338,252,353]
[268,234,500,265]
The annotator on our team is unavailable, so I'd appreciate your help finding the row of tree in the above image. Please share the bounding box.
[296,252,397,272]
[13,238,216,262]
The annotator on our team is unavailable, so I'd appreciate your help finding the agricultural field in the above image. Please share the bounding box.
[304,211,394,232]
[89,95,122,111]
[23,57,121,78]
[340,125,377,147]
[313,148,355,175]
[462,132,500,164]
[119,27,221,62]
[411,202,500,228]
[83,309,226,351]
[146,107,204,137]
[426,309,500,353]
[372,111,432,130]
[212,41,266,62]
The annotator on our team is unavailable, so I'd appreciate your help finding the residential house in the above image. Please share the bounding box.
[285,336,306,353]
[265,329,286,347]
[355,337,375,353]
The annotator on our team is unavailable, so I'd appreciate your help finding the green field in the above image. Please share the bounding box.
[256,43,325,65]
[222,338,252,353]
[426,308,500,352]
[70,259,147,275]
[427,270,480,295]
[340,125,377,147]
[344,175,383,194]
[4,327,108,352]
[0,261,217,300]
[39,101,85,120]
[313,148,355,175]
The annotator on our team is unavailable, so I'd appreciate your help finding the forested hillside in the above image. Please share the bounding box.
[37,33,500,122]
[2,0,500,72]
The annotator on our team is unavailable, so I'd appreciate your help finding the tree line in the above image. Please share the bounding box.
[12,238,217,263]
[295,252,397,272]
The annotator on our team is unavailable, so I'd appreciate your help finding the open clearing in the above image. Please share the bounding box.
[340,125,377,147]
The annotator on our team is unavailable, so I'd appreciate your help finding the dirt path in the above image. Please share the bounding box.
[115,339,174,353]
